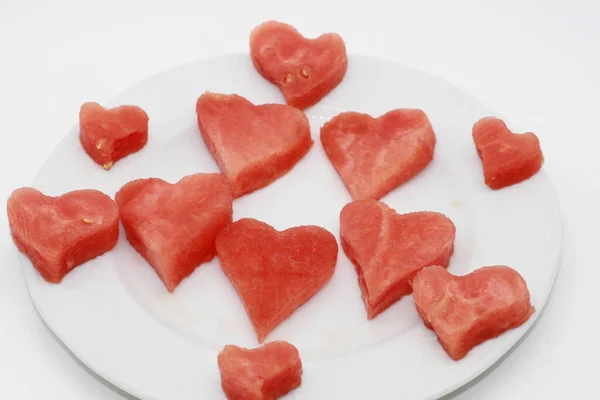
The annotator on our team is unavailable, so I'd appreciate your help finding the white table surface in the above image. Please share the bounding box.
[1,1,598,398]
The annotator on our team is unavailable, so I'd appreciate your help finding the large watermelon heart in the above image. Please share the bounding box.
[217,341,302,400]
[250,20,348,110]
[340,200,455,319]
[215,218,338,343]
[472,116,544,190]
[321,109,437,201]
[115,173,233,292]
[7,187,119,283]
[79,102,149,171]
[196,92,313,198]
[412,265,535,360]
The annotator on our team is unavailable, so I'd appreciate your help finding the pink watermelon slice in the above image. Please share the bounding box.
[115,173,233,292]
[7,187,119,283]
[250,20,348,110]
[196,92,313,198]
[412,265,535,360]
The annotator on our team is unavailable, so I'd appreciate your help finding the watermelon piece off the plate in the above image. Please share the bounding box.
[412,265,535,361]
[218,341,302,400]
[115,173,233,292]
[250,20,348,110]
[472,117,544,190]
[7,187,119,283]
[79,102,149,170]
[321,109,437,201]
[340,200,456,319]
[215,218,338,342]
[196,92,313,198]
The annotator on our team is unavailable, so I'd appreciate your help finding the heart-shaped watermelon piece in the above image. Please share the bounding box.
[321,109,437,201]
[472,117,544,189]
[217,341,302,400]
[215,218,338,343]
[340,200,455,319]
[196,92,313,198]
[115,173,233,292]
[250,20,348,110]
[79,102,149,170]
[412,265,535,360]
[7,187,119,283]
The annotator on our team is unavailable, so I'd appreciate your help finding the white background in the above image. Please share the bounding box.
[0,0,598,398]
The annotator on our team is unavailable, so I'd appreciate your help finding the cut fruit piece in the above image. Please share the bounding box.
[340,200,455,319]
[79,102,149,170]
[250,20,348,110]
[196,92,313,198]
[115,173,233,292]
[217,341,302,400]
[412,265,535,361]
[321,109,436,201]
[472,117,544,189]
[7,187,119,283]
[215,218,338,342]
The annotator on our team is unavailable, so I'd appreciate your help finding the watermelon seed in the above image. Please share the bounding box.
[103,161,113,170]
[81,217,95,224]
[301,67,310,78]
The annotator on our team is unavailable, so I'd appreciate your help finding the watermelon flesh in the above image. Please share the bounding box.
[412,265,535,360]
[321,109,436,201]
[79,102,149,170]
[7,187,119,283]
[115,173,233,292]
[340,200,455,319]
[217,341,302,400]
[472,117,544,190]
[250,20,348,110]
[215,218,338,342]
[196,92,313,198]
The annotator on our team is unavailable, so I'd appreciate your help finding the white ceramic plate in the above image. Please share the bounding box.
[18,54,561,400]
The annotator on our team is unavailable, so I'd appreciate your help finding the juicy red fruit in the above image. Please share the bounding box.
[115,173,233,292]
[7,187,119,283]
[412,265,535,361]
[218,341,303,400]
[321,109,437,201]
[79,102,149,170]
[250,20,348,110]
[472,117,544,190]
[216,218,338,342]
[196,92,313,198]
[340,200,455,319]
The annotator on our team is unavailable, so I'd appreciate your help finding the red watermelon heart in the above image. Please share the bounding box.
[340,200,455,319]
[7,187,119,283]
[215,218,338,343]
[321,109,437,201]
[79,102,149,171]
[412,265,535,361]
[115,173,233,292]
[250,20,348,110]
[196,92,313,198]
[217,341,302,400]
[472,117,544,190]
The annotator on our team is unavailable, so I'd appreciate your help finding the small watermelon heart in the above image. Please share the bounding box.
[7,187,120,283]
[321,109,437,201]
[115,173,233,292]
[472,117,544,189]
[412,265,535,360]
[340,200,456,319]
[196,92,313,198]
[250,20,348,110]
[217,341,302,400]
[79,102,149,171]
[215,218,338,343]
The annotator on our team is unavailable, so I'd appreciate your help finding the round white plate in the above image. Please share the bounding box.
[19,54,561,400]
